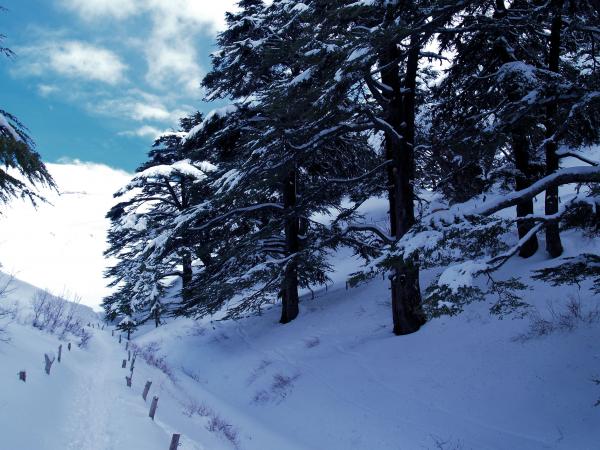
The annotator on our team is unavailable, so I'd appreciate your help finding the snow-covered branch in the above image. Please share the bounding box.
[477,166,600,216]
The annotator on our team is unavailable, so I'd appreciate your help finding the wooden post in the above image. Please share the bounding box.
[44,354,54,375]
[169,434,181,450]
[142,380,152,402]
[112,330,114,337]
[128,350,131,361]
[125,342,129,351]
[18,371,26,382]
[58,345,62,363]
[68,342,72,351]
[149,396,159,420]
[121,359,127,369]
[130,356,136,373]
[125,375,132,387]
[119,335,122,344]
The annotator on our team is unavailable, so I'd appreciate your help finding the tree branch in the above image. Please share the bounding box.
[477,166,600,216]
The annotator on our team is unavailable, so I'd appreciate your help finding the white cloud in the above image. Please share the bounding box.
[92,89,188,123]
[60,0,141,21]
[50,41,127,84]
[19,40,127,85]
[37,84,59,97]
[62,0,237,31]
[119,125,165,139]
[61,0,238,94]
[143,39,204,95]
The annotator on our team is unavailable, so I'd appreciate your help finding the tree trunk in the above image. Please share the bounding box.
[493,1,541,258]
[380,38,426,336]
[544,0,564,258]
[182,251,193,287]
[512,133,539,257]
[280,166,300,324]
[180,248,194,304]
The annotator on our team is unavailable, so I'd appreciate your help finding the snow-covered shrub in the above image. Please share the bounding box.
[254,372,300,404]
[181,366,203,384]
[31,289,90,346]
[184,399,240,448]
[133,341,175,381]
[207,414,239,448]
[31,289,51,329]
[32,289,66,331]
[514,296,600,342]
[247,359,272,386]
[75,328,92,348]
[0,273,17,342]
[183,399,213,418]
[430,436,466,450]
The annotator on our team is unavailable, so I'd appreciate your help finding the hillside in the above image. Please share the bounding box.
[126,226,600,450]
[0,161,131,309]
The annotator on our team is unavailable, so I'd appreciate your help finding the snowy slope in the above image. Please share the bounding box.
[1,162,598,449]
[127,227,600,450]
[0,161,131,309]
[0,273,219,450]
[0,271,98,325]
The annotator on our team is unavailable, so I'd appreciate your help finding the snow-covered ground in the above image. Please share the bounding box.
[0,165,599,449]
[2,254,599,449]
[0,273,214,449]
[0,161,131,309]
[120,217,599,450]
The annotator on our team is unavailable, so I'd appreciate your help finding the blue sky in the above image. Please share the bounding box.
[0,0,235,171]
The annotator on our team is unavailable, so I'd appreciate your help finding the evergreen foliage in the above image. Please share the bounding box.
[0,7,54,205]
[103,0,600,336]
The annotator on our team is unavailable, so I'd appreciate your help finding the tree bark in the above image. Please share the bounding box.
[544,0,565,258]
[380,37,426,336]
[182,250,193,288]
[280,166,300,324]
[512,133,539,257]
[181,248,194,305]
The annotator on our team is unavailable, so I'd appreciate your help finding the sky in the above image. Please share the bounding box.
[0,0,235,171]
[0,0,239,308]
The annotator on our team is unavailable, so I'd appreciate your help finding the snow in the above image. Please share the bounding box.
[0,161,132,310]
[185,105,239,142]
[287,68,313,86]
[437,260,488,292]
[0,194,599,449]
[0,113,22,142]
[126,235,600,449]
[0,158,599,449]
[347,47,370,63]
[127,159,217,186]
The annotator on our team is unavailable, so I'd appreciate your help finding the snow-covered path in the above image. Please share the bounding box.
[1,326,205,450]
[61,330,116,449]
